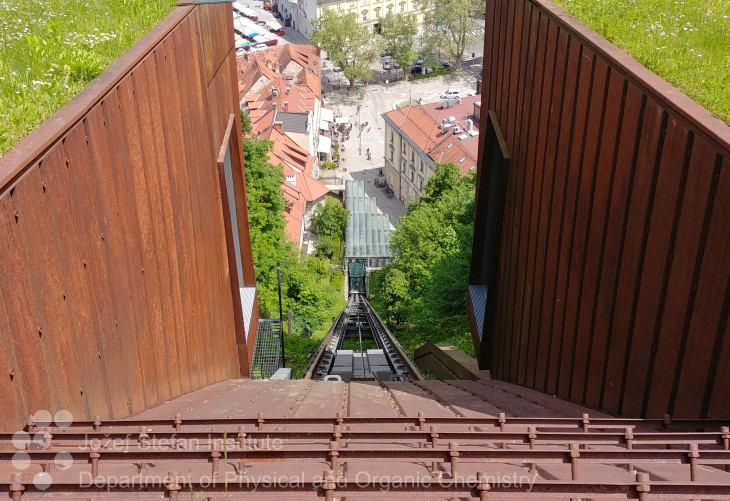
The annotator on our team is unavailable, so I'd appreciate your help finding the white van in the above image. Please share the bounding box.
[440,88,461,99]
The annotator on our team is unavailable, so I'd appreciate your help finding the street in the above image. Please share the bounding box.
[321,65,482,227]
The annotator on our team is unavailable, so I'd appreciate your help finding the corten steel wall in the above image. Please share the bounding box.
[475,0,730,418]
[0,4,258,429]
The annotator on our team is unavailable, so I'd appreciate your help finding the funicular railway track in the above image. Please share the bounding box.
[302,293,423,381]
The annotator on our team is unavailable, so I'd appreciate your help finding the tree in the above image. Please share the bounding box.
[379,13,418,81]
[423,0,484,70]
[310,10,383,90]
[420,161,461,204]
[241,110,252,138]
[310,197,350,240]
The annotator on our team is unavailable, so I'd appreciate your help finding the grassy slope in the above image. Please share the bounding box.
[0,0,177,155]
[553,0,730,124]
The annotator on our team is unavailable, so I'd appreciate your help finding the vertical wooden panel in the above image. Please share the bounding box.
[532,40,581,391]
[600,100,665,414]
[546,48,594,395]
[675,156,729,418]
[584,83,644,410]
[516,21,560,385]
[621,119,690,417]
[154,39,197,395]
[0,268,29,425]
[66,121,130,420]
[643,137,717,417]
[0,193,60,415]
[570,69,624,404]
[14,166,86,418]
[117,76,167,408]
[40,144,111,419]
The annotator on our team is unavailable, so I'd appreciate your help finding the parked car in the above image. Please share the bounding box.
[332,65,342,72]
[381,50,392,58]
[263,38,278,46]
[383,60,392,71]
[440,88,461,99]
[410,62,423,75]
[441,61,451,69]
[274,11,282,19]
[271,29,285,36]
[253,43,268,50]
[392,61,400,69]
[255,20,267,26]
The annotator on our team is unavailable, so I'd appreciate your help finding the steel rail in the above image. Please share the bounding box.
[22,415,730,433]
[5,430,730,450]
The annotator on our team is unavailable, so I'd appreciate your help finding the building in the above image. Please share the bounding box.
[273,0,428,39]
[344,180,392,275]
[381,95,480,203]
[238,44,333,249]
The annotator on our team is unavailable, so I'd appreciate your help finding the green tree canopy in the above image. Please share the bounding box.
[310,10,383,90]
[310,197,350,240]
[370,162,475,325]
[379,13,418,81]
[423,0,484,70]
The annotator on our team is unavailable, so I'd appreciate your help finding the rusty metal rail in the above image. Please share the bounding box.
[5,429,730,450]
[21,413,730,433]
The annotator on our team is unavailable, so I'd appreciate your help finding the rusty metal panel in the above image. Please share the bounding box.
[621,119,691,418]
[644,135,718,418]
[584,83,644,410]
[570,65,624,405]
[677,155,730,418]
[0,4,252,428]
[38,144,111,419]
[516,20,560,386]
[525,29,570,388]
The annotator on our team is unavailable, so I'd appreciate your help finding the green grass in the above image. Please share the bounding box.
[0,0,177,155]
[553,0,730,124]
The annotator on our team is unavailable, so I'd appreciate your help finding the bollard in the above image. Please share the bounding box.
[210,450,222,478]
[323,470,336,501]
[167,471,181,501]
[569,443,580,481]
[90,451,100,478]
[333,424,342,448]
[636,472,650,501]
[10,472,24,501]
[477,471,490,501]
[430,425,439,448]
[688,444,699,482]
[329,440,340,474]
[238,425,247,449]
[449,442,460,479]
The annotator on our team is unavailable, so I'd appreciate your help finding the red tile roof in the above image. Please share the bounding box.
[383,99,480,175]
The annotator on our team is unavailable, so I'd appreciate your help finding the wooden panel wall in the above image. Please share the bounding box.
[477,0,730,418]
[0,4,256,429]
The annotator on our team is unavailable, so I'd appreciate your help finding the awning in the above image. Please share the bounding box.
[321,108,334,122]
[335,116,349,124]
[319,119,330,131]
[317,136,332,153]
[241,7,258,18]
[266,20,282,30]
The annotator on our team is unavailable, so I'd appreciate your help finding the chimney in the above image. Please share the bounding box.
[467,119,473,131]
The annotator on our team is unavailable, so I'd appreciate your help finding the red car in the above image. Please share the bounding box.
[271,29,285,36]
[264,38,278,46]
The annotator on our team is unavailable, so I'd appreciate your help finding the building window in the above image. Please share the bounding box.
[402,141,406,153]
[375,7,381,17]
[336,3,341,10]
[390,149,393,161]
[419,177,423,190]
[387,4,392,14]
[413,0,418,8]
[420,160,424,172]
[390,130,393,142]
[400,2,405,11]
[410,151,414,162]
[361,0,369,4]
[350,1,355,7]
[411,170,414,182]
[362,9,367,20]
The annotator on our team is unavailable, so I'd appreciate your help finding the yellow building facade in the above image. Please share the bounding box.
[319,0,428,29]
